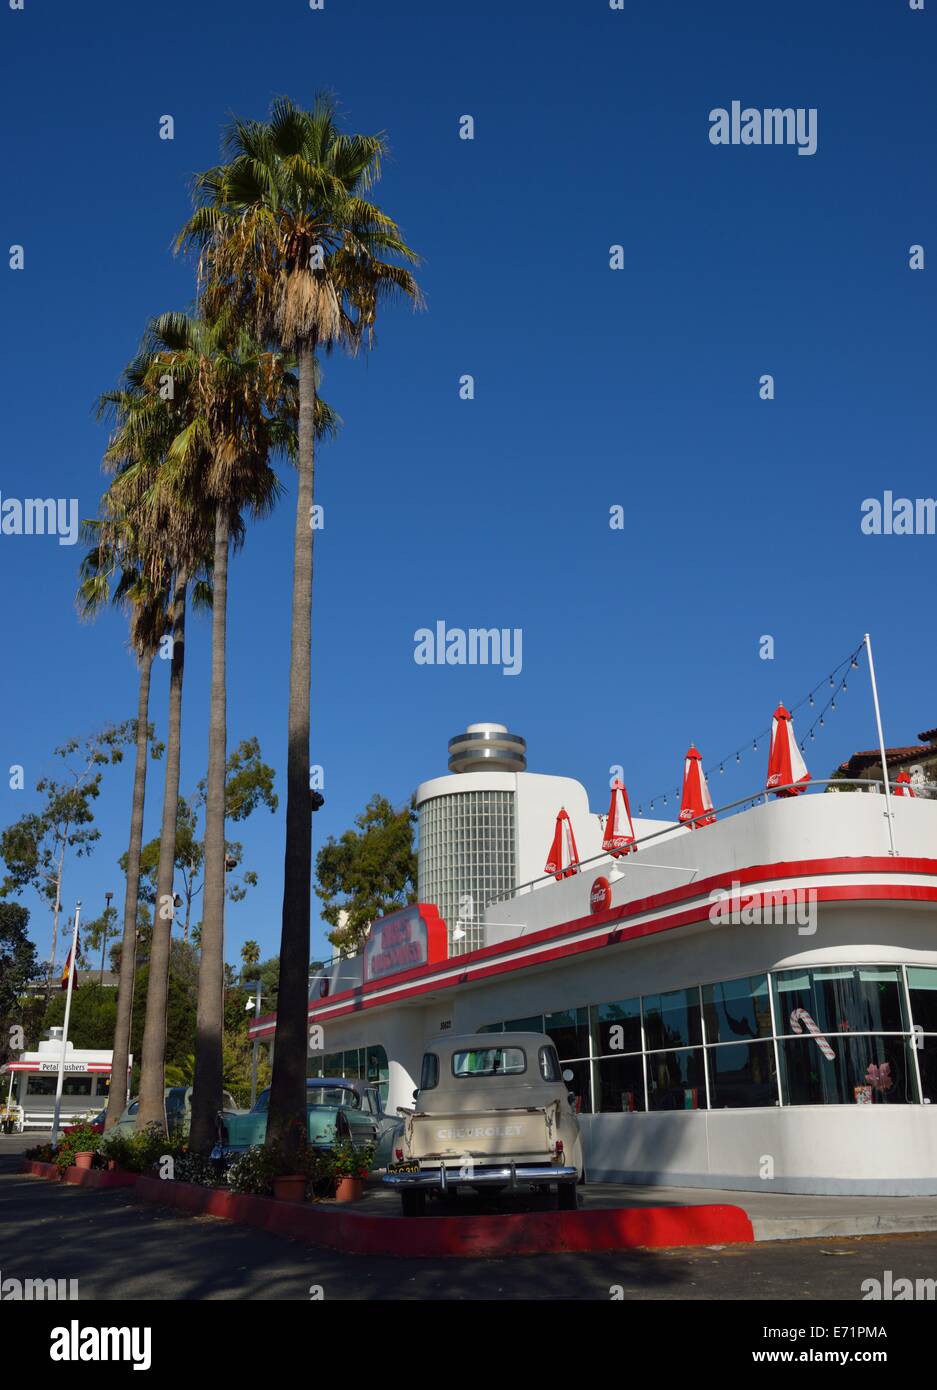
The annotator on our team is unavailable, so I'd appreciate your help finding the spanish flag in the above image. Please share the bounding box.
[60,933,80,991]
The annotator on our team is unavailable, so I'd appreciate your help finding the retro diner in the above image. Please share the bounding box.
[252,790,937,1196]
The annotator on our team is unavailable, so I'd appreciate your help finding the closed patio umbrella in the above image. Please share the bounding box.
[766,703,810,796]
[679,745,716,827]
[545,807,580,879]
[603,779,636,856]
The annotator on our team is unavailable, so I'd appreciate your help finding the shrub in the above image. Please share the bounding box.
[329,1138,374,1181]
[227,1140,331,1197]
[52,1125,102,1173]
[25,1141,55,1163]
[99,1123,184,1175]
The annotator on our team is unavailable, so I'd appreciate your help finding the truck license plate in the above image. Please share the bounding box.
[388,1161,420,1174]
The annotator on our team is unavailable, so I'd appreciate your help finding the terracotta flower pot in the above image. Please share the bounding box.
[107,1159,117,1171]
[74,1152,95,1170]
[334,1176,363,1204]
[272,1174,306,1203]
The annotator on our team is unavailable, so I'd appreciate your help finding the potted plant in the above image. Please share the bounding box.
[272,1173,307,1203]
[74,1150,95,1170]
[329,1139,374,1203]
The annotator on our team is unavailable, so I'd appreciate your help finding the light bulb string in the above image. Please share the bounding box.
[637,639,867,816]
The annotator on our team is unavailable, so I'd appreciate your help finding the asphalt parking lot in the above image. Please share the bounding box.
[4,1138,937,1301]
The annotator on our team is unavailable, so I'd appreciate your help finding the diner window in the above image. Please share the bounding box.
[26,1075,57,1096]
[591,997,642,1056]
[596,1053,645,1113]
[773,966,906,1037]
[647,1048,705,1111]
[703,976,772,1044]
[917,1038,937,1104]
[908,967,937,1035]
[778,1034,917,1105]
[322,1052,343,1077]
[505,1015,544,1034]
[706,1041,778,1108]
[544,1007,590,1060]
[341,1049,363,1080]
[560,1056,592,1114]
[366,1045,389,1104]
[643,988,702,1051]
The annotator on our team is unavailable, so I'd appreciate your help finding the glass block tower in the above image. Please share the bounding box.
[417,724,525,956]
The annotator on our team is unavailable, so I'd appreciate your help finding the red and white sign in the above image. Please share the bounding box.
[590,876,612,913]
[363,903,448,983]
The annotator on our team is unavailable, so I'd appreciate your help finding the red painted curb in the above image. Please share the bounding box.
[64,1166,139,1189]
[21,1160,61,1180]
[20,1158,138,1188]
[134,1178,754,1257]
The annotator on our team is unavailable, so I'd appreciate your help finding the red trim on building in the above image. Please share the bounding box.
[248,855,937,1038]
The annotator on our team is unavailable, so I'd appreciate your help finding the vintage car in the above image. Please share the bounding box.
[383,1032,583,1216]
[108,1087,244,1140]
[212,1076,401,1167]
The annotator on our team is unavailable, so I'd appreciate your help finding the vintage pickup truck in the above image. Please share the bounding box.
[383,1032,583,1216]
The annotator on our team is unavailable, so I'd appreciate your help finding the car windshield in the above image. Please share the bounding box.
[452,1047,526,1077]
[308,1086,359,1108]
[253,1085,358,1113]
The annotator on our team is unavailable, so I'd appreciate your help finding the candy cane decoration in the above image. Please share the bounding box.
[789,1008,836,1060]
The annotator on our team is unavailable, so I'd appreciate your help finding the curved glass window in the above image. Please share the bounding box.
[703,975,772,1043]
[772,966,906,1037]
[778,1035,917,1106]
[707,1040,778,1108]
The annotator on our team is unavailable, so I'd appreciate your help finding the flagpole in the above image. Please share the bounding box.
[51,900,81,1144]
[864,634,897,856]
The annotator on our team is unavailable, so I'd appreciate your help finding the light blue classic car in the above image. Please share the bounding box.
[212,1077,401,1168]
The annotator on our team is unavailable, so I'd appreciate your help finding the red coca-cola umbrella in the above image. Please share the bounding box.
[766,703,810,796]
[894,770,915,797]
[603,779,636,856]
[679,745,716,827]
[545,807,580,879]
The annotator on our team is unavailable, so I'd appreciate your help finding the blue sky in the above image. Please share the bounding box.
[1,0,934,970]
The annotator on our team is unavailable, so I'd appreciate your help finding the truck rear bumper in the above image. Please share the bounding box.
[383,1163,579,1191]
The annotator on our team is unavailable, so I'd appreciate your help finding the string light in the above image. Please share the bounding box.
[636,639,865,811]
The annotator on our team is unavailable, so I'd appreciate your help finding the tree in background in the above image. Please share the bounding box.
[0,727,135,987]
[240,939,260,975]
[81,902,119,983]
[0,903,40,1066]
[315,794,418,954]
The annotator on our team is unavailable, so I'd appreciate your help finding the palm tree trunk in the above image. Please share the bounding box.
[190,507,229,1154]
[105,654,153,1129]
[136,571,187,1132]
[266,337,317,1153]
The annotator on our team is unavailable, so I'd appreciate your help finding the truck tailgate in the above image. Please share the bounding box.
[408,1107,555,1160]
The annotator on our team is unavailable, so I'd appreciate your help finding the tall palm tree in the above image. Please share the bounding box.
[121,309,338,1151]
[77,510,169,1130]
[99,363,215,1133]
[178,96,421,1151]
